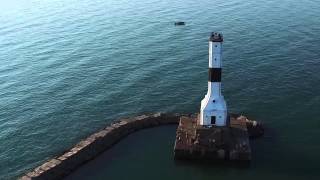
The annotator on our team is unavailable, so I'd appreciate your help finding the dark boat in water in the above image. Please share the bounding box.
[175,21,185,26]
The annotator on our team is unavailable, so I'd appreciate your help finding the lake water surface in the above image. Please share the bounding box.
[0,0,320,179]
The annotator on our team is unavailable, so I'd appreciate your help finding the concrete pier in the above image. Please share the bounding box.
[20,113,263,180]
[20,113,181,180]
[174,114,263,162]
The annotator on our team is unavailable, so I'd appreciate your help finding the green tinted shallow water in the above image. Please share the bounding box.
[65,126,317,180]
[0,0,320,179]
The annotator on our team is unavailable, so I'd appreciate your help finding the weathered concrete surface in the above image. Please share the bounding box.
[20,113,181,180]
[20,112,263,180]
[174,114,263,162]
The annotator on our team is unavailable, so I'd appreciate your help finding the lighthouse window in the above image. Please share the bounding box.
[211,116,216,125]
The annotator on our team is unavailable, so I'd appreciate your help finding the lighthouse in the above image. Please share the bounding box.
[199,32,227,126]
[174,32,263,162]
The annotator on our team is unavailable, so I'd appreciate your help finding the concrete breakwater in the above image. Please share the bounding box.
[20,113,263,180]
[20,113,182,180]
[174,114,264,162]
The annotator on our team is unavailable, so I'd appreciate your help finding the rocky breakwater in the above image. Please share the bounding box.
[20,113,181,180]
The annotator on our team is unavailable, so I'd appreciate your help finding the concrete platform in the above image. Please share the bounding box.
[174,114,262,162]
[20,113,263,180]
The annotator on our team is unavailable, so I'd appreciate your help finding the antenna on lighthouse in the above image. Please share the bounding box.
[199,32,227,126]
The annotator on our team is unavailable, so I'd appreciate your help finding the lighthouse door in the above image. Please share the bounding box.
[211,116,216,125]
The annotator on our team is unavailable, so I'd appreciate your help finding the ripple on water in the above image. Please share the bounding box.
[1,0,320,179]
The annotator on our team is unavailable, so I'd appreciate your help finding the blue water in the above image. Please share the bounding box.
[0,0,320,179]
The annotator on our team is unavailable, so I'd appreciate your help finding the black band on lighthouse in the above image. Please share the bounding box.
[208,68,221,82]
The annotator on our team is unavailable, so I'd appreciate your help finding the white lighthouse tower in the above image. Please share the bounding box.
[200,32,227,126]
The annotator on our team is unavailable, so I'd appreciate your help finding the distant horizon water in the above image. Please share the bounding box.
[1,0,320,179]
